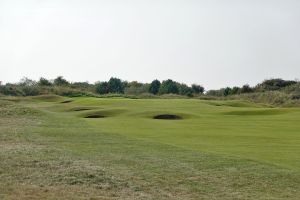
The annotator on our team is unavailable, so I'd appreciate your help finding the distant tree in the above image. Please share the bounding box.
[257,79,297,91]
[231,87,240,95]
[192,84,204,94]
[54,76,69,86]
[17,77,40,96]
[223,87,232,96]
[177,83,193,97]
[38,77,52,86]
[241,84,254,93]
[108,77,124,93]
[96,82,109,94]
[149,80,161,94]
[159,79,179,94]
[19,77,36,86]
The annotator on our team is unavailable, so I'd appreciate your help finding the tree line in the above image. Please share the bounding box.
[206,79,299,97]
[0,77,299,98]
[95,78,204,96]
[0,76,204,97]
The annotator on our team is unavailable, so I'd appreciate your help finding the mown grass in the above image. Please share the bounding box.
[0,97,300,199]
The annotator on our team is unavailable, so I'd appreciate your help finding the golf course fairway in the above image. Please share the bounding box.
[1,96,299,199]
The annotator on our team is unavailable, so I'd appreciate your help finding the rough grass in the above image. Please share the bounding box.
[61,99,73,103]
[31,95,65,102]
[205,100,263,108]
[223,109,291,116]
[68,106,96,112]
[0,97,300,199]
[231,91,300,107]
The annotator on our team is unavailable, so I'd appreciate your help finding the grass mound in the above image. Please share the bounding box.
[31,95,64,102]
[153,114,182,120]
[61,99,73,104]
[223,109,290,116]
[69,107,95,112]
[206,100,261,108]
[0,100,41,117]
[81,109,126,118]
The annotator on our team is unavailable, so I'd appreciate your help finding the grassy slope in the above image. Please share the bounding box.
[0,96,299,199]
[73,97,300,170]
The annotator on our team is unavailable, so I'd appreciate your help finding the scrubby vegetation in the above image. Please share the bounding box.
[0,76,204,97]
[1,77,300,106]
[206,79,300,106]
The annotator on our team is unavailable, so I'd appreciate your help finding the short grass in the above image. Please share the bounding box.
[0,96,300,199]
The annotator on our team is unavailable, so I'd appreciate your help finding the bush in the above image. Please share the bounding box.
[206,89,225,97]
[177,83,193,97]
[0,85,23,96]
[52,86,94,97]
[96,82,109,94]
[54,76,69,86]
[159,79,179,94]
[257,79,297,91]
[192,84,204,94]
[124,84,149,95]
[38,77,52,86]
[21,86,41,96]
[149,80,161,95]
[241,84,254,93]
[108,77,125,93]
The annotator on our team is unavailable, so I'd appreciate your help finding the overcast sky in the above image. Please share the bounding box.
[1,0,300,89]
